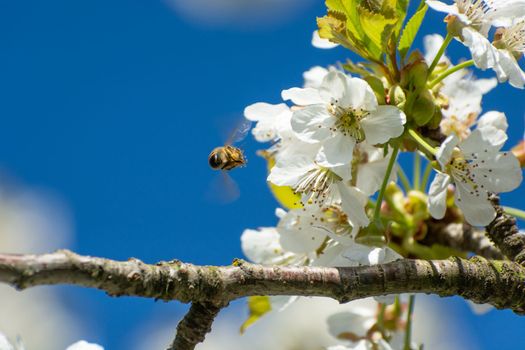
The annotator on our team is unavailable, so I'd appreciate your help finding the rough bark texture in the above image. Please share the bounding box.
[423,221,504,259]
[1,251,525,314]
[167,302,226,350]
[486,196,525,265]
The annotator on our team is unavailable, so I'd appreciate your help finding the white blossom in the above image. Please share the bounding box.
[428,127,522,225]
[312,30,339,49]
[65,341,103,350]
[426,0,525,87]
[282,71,406,169]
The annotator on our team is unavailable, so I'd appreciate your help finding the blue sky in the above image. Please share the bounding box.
[0,0,524,349]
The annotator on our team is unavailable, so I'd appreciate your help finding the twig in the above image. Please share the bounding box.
[168,301,227,350]
[423,221,504,260]
[487,195,525,265]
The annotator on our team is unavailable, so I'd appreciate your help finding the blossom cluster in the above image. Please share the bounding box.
[239,0,525,348]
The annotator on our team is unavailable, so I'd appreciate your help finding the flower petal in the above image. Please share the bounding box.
[319,71,348,103]
[66,341,104,350]
[268,155,316,187]
[437,134,459,168]
[303,66,329,89]
[477,111,508,132]
[428,172,451,220]
[281,87,324,105]
[342,77,378,111]
[462,27,498,70]
[337,184,370,229]
[327,310,376,339]
[461,127,506,155]
[311,30,339,49]
[241,227,285,264]
[361,105,406,145]
[278,209,327,254]
[493,49,525,89]
[316,133,356,168]
[291,105,333,143]
[473,152,522,192]
[455,181,496,226]
[244,102,290,142]
[426,0,460,16]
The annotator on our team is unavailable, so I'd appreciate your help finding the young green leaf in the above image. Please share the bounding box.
[398,5,428,59]
[240,296,272,334]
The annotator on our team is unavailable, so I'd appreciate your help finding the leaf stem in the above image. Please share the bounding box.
[397,166,412,193]
[502,206,525,220]
[373,144,400,222]
[413,152,421,191]
[408,129,437,156]
[420,159,434,191]
[427,33,453,75]
[428,59,475,88]
[404,295,416,350]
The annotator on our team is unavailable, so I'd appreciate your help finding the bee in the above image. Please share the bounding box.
[208,119,251,171]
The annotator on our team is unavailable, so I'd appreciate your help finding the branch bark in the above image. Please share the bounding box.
[1,250,525,314]
[167,301,227,350]
[423,221,504,259]
[487,196,525,265]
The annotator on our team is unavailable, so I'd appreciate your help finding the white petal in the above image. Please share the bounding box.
[291,105,333,143]
[66,341,104,350]
[361,106,406,145]
[319,71,348,103]
[268,155,316,187]
[477,111,508,132]
[327,310,376,339]
[494,49,525,89]
[311,30,339,49]
[356,149,392,196]
[329,163,353,182]
[317,133,356,168]
[455,181,496,226]
[338,184,370,229]
[426,0,460,14]
[472,152,522,192]
[461,127,506,154]
[241,227,285,264]
[244,102,290,142]
[281,87,324,105]
[303,66,329,88]
[342,78,378,111]
[476,78,498,94]
[462,27,498,70]
[437,134,459,168]
[428,172,451,220]
[270,296,299,312]
[0,333,14,350]
[278,209,328,254]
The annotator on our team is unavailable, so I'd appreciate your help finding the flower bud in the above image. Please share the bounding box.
[412,89,437,126]
[389,85,406,107]
[512,140,525,167]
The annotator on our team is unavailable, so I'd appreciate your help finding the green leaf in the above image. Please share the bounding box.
[240,296,272,334]
[326,0,347,14]
[398,5,428,59]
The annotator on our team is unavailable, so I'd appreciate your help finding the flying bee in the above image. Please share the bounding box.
[208,145,246,171]
[208,119,251,171]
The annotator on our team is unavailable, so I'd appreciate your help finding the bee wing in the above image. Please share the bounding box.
[204,171,240,204]
[226,119,252,145]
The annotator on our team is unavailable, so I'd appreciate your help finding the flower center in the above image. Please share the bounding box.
[293,167,341,205]
[329,101,368,142]
[446,150,482,197]
[456,0,491,29]
[501,21,525,55]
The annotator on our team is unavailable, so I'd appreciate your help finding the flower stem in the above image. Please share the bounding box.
[404,295,416,350]
[428,33,453,76]
[420,159,434,191]
[413,152,421,191]
[408,129,437,156]
[373,144,400,222]
[502,206,525,220]
[397,166,412,193]
[428,59,475,88]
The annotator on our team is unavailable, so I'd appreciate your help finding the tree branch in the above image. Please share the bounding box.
[167,301,227,350]
[487,196,525,265]
[1,250,525,314]
[423,221,504,260]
